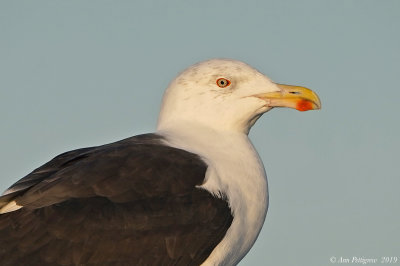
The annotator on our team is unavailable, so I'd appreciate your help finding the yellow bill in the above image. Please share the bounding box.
[256,84,321,111]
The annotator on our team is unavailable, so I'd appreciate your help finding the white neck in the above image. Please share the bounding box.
[157,121,269,265]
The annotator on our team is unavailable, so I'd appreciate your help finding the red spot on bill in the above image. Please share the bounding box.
[296,100,313,111]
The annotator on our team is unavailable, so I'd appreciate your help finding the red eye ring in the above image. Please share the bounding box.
[216,78,231,88]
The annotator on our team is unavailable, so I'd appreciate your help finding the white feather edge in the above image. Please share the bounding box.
[0,200,23,214]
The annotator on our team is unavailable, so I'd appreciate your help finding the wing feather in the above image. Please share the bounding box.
[0,134,233,265]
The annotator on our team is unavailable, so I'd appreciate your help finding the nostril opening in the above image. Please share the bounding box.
[289,91,301,95]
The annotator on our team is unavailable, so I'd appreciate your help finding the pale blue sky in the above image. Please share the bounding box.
[1,1,399,265]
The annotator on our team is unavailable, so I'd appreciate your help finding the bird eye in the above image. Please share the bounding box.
[216,78,231,88]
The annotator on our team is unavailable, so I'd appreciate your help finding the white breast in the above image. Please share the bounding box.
[158,123,269,266]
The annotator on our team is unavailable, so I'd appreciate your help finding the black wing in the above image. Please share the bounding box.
[0,134,233,266]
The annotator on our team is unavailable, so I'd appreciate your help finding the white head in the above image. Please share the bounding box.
[157,59,320,135]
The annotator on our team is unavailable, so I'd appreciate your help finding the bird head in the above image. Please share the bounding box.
[157,59,321,134]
